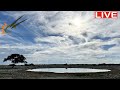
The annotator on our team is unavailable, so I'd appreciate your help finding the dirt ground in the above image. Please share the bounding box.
[0,64,120,79]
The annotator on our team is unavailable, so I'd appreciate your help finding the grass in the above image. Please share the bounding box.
[0,64,120,79]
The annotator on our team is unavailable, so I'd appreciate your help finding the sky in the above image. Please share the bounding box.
[0,11,120,64]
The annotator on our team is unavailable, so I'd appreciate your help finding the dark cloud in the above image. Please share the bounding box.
[100,44,116,50]
[92,35,111,41]
[82,32,88,37]
[68,36,86,44]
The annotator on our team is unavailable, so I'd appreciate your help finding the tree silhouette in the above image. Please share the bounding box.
[3,54,27,68]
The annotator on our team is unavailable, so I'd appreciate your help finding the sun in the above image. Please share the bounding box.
[72,17,86,28]
[66,17,88,36]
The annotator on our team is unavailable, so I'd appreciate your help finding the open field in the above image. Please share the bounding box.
[0,64,120,79]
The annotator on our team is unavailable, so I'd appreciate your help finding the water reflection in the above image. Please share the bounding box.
[27,68,111,73]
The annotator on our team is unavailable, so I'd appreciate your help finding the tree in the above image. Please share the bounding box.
[3,54,27,68]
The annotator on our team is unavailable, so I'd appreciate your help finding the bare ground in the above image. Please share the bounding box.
[0,64,120,79]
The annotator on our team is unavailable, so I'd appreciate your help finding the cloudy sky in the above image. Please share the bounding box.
[0,11,120,64]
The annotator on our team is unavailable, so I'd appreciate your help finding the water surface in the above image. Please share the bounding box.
[27,68,111,73]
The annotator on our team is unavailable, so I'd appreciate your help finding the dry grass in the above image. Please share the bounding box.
[0,64,120,79]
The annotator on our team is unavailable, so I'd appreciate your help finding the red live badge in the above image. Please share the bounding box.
[95,11,118,19]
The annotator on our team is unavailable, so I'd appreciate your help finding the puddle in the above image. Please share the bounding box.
[27,68,111,73]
